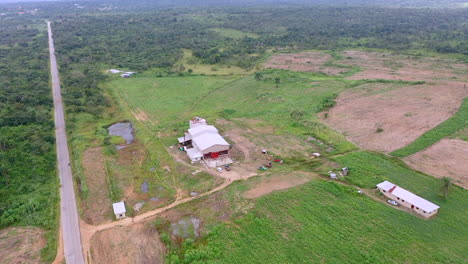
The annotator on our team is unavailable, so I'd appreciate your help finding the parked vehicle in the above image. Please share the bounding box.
[387,200,399,206]
[217,167,223,172]
[224,164,231,171]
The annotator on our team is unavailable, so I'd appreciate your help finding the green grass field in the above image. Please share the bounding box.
[391,97,468,157]
[162,152,467,264]
[108,70,356,154]
[104,58,467,264]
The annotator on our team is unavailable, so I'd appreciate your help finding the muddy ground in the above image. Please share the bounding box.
[90,222,165,264]
[322,82,468,152]
[0,227,46,264]
[82,147,112,225]
[404,139,468,189]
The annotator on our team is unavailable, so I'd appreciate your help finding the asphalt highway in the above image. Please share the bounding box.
[47,21,85,264]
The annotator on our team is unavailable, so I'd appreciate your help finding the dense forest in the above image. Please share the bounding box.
[0,15,58,259]
[52,5,467,73]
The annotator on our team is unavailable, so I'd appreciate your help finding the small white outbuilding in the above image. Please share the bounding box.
[112,201,126,220]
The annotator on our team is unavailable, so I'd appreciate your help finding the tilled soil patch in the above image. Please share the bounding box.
[0,227,46,264]
[404,139,468,189]
[90,222,165,264]
[322,82,467,152]
[82,147,112,225]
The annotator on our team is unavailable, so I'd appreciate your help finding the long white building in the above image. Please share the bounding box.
[377,181,440,218]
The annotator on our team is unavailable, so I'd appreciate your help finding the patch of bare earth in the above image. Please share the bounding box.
[82,147,112,225]
[0,227,46,264]
[341,50,468,82]
[404,139,468,189]
[244,172,315,199]
[132,107,155,125]
[90,222,165,264]
[322,82,467,152]
[264,52,344,75]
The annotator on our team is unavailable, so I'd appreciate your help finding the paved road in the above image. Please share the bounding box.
[47,21,85,264]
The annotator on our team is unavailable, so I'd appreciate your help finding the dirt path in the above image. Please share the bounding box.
[81,178,234,261]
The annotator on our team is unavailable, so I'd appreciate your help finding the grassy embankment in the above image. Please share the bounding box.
[391,97,468,157]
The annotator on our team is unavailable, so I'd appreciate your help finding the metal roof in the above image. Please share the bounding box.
[193,133,229,151]
[112,201,126,214]
[187,146,203,159]
[188,125,218,138]
[377,181,440,212]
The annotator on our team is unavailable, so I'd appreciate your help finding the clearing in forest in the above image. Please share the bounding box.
[404,139,468,189]
[264,51,345,75]
[341,50,468,82]
[0,227,46,264]
[90,222,165,264]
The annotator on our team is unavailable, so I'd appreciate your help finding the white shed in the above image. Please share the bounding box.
[112,201,126,220]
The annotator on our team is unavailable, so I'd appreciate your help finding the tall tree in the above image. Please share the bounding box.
[440,177,452,199]
[254,72,263,89]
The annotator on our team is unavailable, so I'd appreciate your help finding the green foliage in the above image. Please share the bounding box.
[391,97,468,157]
[0,19,57,262]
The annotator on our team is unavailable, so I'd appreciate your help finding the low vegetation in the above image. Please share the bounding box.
[161,174,467,263]
[391,97,468,157]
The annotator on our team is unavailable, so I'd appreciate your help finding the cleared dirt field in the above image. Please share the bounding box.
[404,139,468,189]
[244,172,315,199]
[322,82,468,152]
[341,50,468,82]
[0,227,46,264]
[90,222,165,264]
[264,52,344,75]
[82,147,112,225]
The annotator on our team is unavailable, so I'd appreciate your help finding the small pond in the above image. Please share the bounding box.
[108,122,134,144]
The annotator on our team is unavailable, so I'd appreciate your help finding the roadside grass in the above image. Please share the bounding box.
[391,97,468,157]
[210,28,260,39]
[162,152,467,263]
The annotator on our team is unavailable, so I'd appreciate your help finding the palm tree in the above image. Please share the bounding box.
[275,77,280,88]
[254,72,263,89]
[440,177,452,199]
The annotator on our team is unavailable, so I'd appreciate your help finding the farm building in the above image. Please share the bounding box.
[178,117,232,167]
[376,181,439,218]
[112,201,126,220]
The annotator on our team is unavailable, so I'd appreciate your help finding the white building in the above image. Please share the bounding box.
[178,117,232,167]
[112,201,126,220]
[376,181,440,218]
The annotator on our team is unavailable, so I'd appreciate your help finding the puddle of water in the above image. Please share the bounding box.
[108,122,134,144]
[141,181,149,193]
